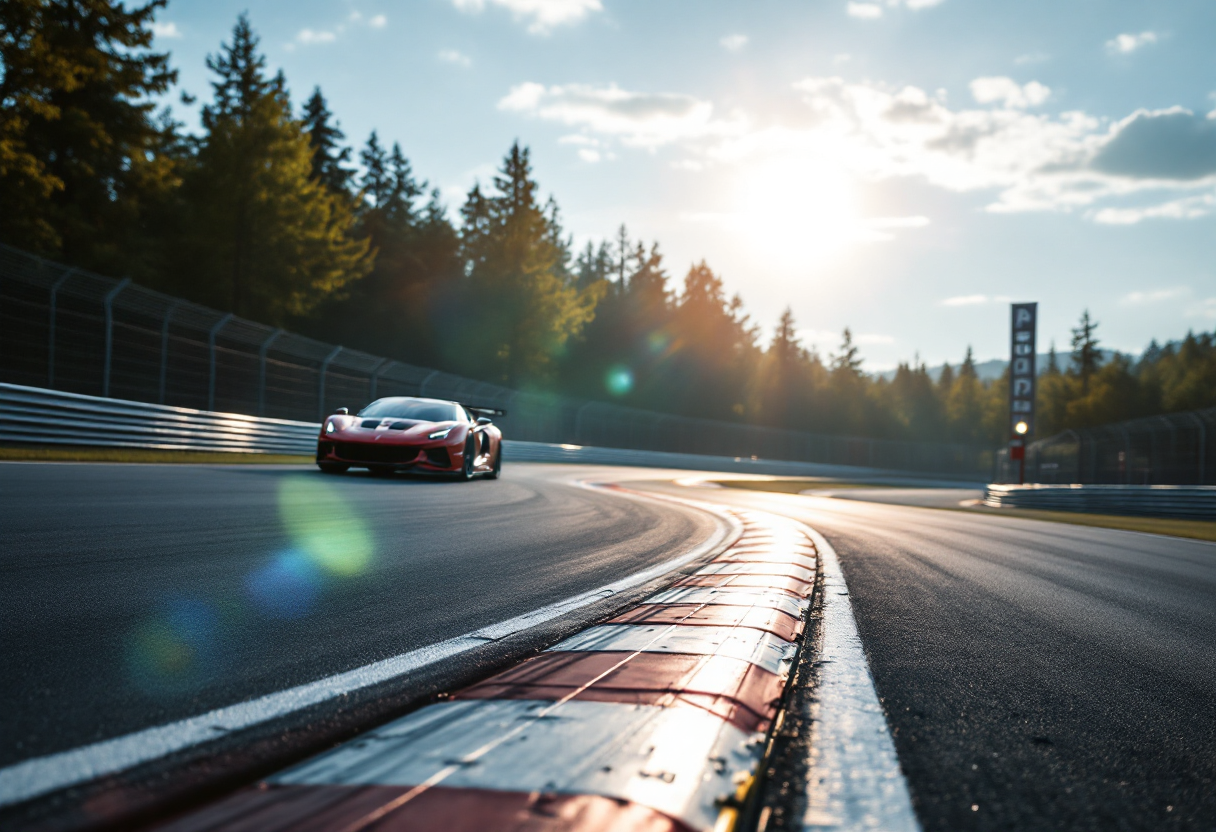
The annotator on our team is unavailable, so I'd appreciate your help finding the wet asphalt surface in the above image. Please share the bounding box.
[648,484,1216,832]
[0,461,714,768]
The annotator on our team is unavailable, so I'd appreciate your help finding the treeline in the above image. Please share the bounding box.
[3,3,1213,447]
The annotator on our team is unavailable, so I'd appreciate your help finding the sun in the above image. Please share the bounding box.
[732,157,862,268]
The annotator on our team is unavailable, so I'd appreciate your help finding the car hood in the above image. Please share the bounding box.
[330,418,457,442]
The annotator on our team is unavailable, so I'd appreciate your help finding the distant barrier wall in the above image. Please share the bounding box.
[0,243,990,477]
[995,408,1215,486]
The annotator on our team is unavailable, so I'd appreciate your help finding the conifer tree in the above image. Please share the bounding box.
[168,14,370,323]
[0,0,179,277]
[452,142,601,384]
[1071,310,1102,393]
[302,88,353,194]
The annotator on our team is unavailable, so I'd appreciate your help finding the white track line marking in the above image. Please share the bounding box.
[0,507,736,809]
[799,525,921,832]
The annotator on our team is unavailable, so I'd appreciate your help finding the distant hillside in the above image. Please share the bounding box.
[878,350,1125,382]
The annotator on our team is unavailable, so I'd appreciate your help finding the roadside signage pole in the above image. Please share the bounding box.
[1009,303,1037,484]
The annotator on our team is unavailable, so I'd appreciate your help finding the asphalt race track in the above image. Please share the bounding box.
[0,461,716,768]
[641,482,1216,832]
[3,460,1215,831]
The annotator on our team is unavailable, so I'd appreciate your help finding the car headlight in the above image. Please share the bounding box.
[325,420,336,434]
[428,427,453,440]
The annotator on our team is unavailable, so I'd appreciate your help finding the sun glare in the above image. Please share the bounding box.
[733,159,862,267]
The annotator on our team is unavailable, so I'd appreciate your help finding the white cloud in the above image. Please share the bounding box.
[1187,297,1216,319]
[499,82,730,148]
[438,49,472,67]
[150,21,182,39]
[1120,287,1189,305]
[1092,194,1216,224]
[848,0,942,17]
[578,148,602,163]
[451,0,602,34]
[939,294,1012,306]
[855,333,896,345]
[1107,31,1158,54]
[1014,52,1049,66]
[297,28,336,45]
[499,74,1216,226]
[969,76,1050,109]
[720,34,748,52]
[847,2,884,19]
[369,14,387,28]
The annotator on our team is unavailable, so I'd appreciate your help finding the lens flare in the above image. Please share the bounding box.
[124,596,222,693]
[245,549,321,619]
[605,365,634,396]
[278,477,374,576]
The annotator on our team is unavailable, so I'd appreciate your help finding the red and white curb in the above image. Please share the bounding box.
[156,507,818,832]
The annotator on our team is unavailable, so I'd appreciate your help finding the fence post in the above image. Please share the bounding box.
[418,368,439,398]
[102,278,131,398]
[318,345,342,421]
[207,313,234,412]
[257,328,284,416]
[369,358,392,401]
[1190,412,1206,485]
[46,269,77,388]
[159,302,180,404]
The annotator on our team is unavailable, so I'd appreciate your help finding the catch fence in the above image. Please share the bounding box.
[0,243,991,477]
[995,408,1215,485]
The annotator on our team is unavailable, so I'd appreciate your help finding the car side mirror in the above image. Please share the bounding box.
[335,407,349,415]
[476,416,492,426]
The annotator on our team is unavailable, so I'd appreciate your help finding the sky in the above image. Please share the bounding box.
[151,0,1216,371]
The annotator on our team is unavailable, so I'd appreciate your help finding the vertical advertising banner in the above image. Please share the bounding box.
[1009,302,1037,440]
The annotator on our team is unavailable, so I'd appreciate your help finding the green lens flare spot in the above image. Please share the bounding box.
[278,477,374,576]
[605,365,633,396]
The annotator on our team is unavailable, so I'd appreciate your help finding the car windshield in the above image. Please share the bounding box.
[358,398,463,422]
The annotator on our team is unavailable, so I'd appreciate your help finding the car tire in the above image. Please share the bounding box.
[318,462,349,474]
[487,444,502,480]
[460,436,476,481]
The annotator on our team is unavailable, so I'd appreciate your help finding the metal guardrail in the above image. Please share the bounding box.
[983,483,1216,520]
[2,383,976,481]
[0,383,317,455]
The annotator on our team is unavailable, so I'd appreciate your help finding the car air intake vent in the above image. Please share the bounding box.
[425,447,450,467]
[361,419,381,429]
[389,421,411,430]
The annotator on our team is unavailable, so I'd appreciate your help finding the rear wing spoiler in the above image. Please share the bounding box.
[464,404,508,418]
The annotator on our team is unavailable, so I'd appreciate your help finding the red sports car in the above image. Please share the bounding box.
[315,396,504,480]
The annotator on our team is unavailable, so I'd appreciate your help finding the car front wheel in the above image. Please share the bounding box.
[460,437,476,481]
[487,444,502,480]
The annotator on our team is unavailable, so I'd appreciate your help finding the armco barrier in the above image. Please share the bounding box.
[1,383,970,480]
[0,382,317,454]
[983,483,1216,520]
[154,504,817,832]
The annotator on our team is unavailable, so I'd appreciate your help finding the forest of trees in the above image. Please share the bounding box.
[3,2,1214,448]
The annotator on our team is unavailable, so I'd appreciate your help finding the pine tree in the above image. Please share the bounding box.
[167,14,370,323]
[452,142,601,385]
[947,346,984,443]
[831,329,864,376]
[359,132,391,209]
[0,0,179,278]
[1071,310,1102,394]
[301,87,353,194]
